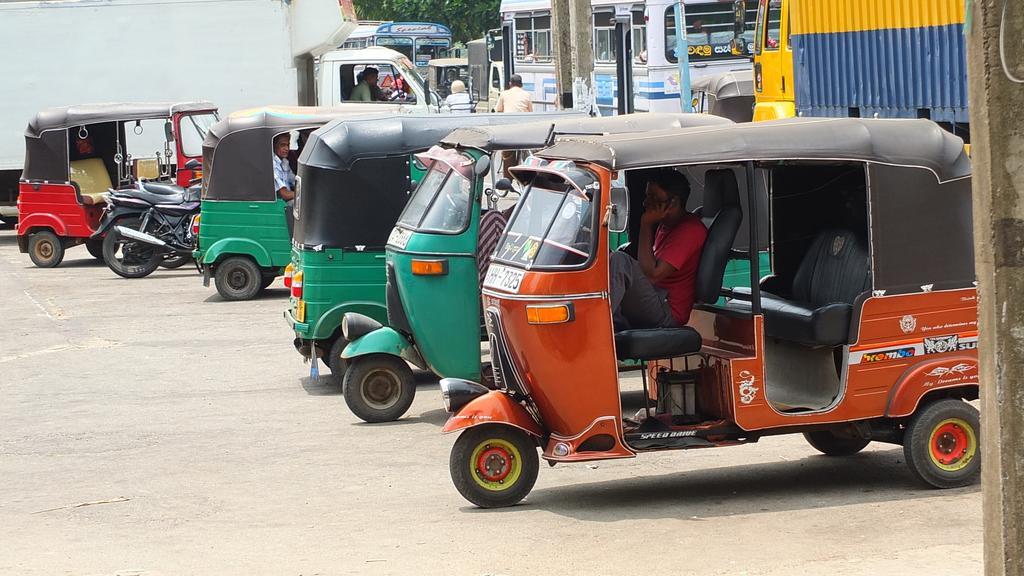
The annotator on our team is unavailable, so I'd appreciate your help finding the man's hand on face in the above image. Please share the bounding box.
[641,200,672,227]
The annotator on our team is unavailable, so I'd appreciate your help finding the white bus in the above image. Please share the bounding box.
[498,0,756,114]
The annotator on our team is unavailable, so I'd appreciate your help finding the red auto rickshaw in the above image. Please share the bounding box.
[17,102,218,267]
[439,118,979,508]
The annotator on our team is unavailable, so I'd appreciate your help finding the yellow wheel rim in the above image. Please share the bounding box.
[469,437,522,492]
[928,417,977,472]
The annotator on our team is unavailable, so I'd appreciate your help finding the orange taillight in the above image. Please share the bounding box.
[410,259,448,276]
[526,303,573,325]
[283,263,294,288]
[291,270,303,298]
[191,214,200,236]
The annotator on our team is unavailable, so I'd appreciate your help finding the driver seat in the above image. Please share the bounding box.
[614,170,743,361]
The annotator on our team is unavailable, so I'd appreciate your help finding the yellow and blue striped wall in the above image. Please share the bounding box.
[790,0,967,124]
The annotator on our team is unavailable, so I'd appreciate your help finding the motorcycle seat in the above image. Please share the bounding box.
[111,188,184,206]
[141,181,185,196]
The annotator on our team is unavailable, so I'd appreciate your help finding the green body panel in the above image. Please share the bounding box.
[196,199,291,269]
[288,247,389,341]
[341,326,418,364]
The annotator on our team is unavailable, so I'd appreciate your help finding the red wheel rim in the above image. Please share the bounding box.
[476,446,512,483]
[930,421,970,467]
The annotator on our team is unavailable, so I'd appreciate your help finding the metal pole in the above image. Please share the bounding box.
[966,1,1024,574]
[674,0,693,112]
[614,7,634,114]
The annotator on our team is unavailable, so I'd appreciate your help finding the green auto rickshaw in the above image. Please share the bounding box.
[286,112,572,380]
[196,105,398,300]
[338,112,746,422]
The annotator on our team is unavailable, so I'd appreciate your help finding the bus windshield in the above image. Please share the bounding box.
[665,0,757,63]
[495,172,596,269]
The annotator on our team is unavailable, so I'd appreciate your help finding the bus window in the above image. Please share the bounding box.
[594,8,647,64]
[665,1,757,63]
[515,14,552,62]
[416,38,450,65]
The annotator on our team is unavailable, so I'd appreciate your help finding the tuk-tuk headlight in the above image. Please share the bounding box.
[341,313,383,342]
[438,378,489,413]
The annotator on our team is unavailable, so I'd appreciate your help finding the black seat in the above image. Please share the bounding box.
[112,188,184,206]
[733,229,870,347]
[613,170,742,361]
[141,181,185,196]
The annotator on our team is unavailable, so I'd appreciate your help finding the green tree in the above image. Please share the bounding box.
[354,0,500,43]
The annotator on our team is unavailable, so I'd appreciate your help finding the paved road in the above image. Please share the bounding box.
[0,228,982,576]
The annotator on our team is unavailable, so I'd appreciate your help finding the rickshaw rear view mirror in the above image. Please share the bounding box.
[184,159,201,171]
[608,186,629,233]
[164,121,174,142]
[473,155,491,177]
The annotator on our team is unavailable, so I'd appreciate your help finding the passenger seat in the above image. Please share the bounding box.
[736,230,870,348]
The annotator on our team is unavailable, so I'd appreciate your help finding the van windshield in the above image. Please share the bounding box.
[494,175,595,269]
[397,161,473,234]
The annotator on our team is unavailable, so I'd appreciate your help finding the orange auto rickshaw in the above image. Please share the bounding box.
[439,118,979,508]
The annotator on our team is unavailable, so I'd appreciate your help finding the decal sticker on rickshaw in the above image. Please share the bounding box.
[637,430,698,440]
[861,347,916,363]
[923,335,959,354]
[900,315,917,334]
[925,363,976,378]
[387,226,411,250]
[921,320,977,333]
[483,264,525,294]
[957,339,978,351]
[737,370,759,405]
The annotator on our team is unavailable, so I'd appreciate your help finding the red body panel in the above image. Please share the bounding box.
[442,391,544,438]
[17,182,102,238]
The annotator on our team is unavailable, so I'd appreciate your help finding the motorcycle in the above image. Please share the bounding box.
[92,171,202,279]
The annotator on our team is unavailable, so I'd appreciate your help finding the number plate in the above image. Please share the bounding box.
[483,264,525,294]
[295,300,306,323]
[387,227,411,250]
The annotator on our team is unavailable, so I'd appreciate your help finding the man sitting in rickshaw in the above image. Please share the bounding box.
[273,132,296,202]
[610,169,706,330]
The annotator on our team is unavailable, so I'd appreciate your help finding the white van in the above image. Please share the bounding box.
[317,47,441,112]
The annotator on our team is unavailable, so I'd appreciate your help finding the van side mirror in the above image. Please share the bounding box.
[608,187,629,233]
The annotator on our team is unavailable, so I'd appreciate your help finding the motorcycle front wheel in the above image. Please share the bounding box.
[102,218,163,278]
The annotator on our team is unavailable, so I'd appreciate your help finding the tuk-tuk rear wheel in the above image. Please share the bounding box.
[450,424,539,508]
[28,230,64,268]
[85,238,104,260]
[803,430,871,456]
[214,256,262,301]
[903,399,980,488]
[327,337,349,380]
[342,354,415,423]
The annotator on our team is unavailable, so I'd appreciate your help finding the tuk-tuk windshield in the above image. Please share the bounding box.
[494,172,595,269]
[179,113,219,158]
[397,161,473,234]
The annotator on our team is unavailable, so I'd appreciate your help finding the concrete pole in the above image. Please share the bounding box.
[551,0,574,109]
[966,2,1024,575]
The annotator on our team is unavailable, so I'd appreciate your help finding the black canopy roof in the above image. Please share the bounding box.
[295,112,567,249]
[202,105,399,201]
[299,111,573,171]
[440,112,731,152]
[539,117,971,183]
[27,101,217,137]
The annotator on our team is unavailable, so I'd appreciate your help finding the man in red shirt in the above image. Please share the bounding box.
[610,169,707,330]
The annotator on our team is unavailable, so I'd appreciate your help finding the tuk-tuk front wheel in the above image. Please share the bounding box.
[903,399,980,489]
[803,430,871,456]
[342,354,415,423]
[214,256,262,301]
[28,230,64,268]
[450,424,539,508]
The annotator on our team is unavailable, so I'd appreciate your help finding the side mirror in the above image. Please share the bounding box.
[164,121,174,142]
[184,158,201,171]
[473,155,491,177]
[493,178,513,197]
[608,186,629,233]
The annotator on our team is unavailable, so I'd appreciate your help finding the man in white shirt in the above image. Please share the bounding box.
[444,80,473,114]
[273,133,296,201]
[495,74,533,113]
